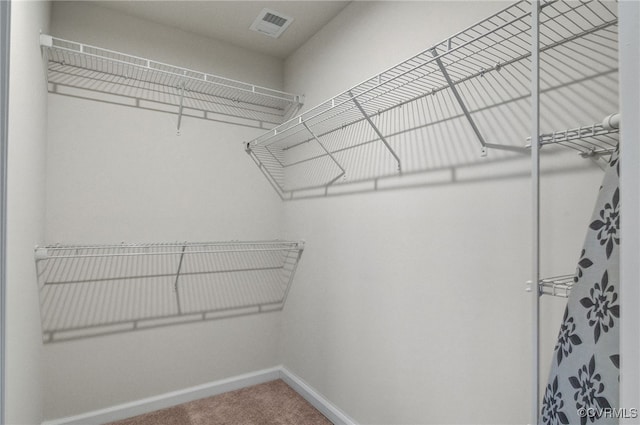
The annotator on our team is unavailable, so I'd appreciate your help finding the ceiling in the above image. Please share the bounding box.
[93,1,351,59]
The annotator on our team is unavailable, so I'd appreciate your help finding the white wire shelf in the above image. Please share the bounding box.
[40,35,303,130]
[245,0,618,198]
[533,274,576,298]
[527,118,619,158]
[34,240,304,343]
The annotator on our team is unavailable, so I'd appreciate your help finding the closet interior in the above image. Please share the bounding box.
[25,0,627,423]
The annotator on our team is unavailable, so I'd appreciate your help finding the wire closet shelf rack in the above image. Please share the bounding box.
[527,274,576,298]
[34,240,304,343]
[40,34,304,130]
[245,0,619,199]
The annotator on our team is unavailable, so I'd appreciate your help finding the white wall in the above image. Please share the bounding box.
[7,1,50,424]
[42,2,286,420]
[281,2,609,423]
[619,0,640,418]
[45,97,282,244]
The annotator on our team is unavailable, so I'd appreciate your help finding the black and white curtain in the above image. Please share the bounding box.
[541,146,620,425]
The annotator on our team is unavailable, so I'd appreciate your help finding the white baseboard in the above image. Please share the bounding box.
[278,366,358,425]
[42,365,358,425]
[41,367,282,425]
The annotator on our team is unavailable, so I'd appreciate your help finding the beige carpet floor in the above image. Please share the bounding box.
[105,379,333,425]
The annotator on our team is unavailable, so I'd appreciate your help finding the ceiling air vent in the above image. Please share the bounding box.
[250,8,293,39]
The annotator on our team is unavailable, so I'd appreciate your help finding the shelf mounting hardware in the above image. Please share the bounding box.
[176,80,186,134]
[174,243,187,314]
[349,91,402,173]
[431,47,488,156]
[302,121,346,186]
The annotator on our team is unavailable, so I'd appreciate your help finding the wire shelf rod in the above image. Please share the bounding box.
[40,240,300,250]
[251,4,535,147]
[48,78,289,126]
[36,240,305,342]
[435,15,615,92]
[286,58,526,150]
[281,114,580,180]
[42,35,303,129]
[36,247,301,261]
[442,20,530,73]
[44,36,297,105]
[539,129,618,146]
[267,74,464,152]
[244,0,618,197]
[49,57,288,112]
[275,67,609,172]
[525,117,619,153]
[537,274,576,298]
[278,56,612,162]
[43,297,285,337]
[252,16,616,152]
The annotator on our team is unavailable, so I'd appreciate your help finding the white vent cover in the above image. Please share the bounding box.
[250,8,293,39]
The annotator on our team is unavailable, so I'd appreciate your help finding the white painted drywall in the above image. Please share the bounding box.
[42,2,287,420]
[619,0,640,420]
[280,2,613,423]
[6,1,50,424]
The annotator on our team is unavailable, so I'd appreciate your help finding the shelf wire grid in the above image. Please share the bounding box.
[526,274,578,298]
[246,0,618,198]
[35,240,304,343]
[538,274,576,298]
[529,123,619,157]
[42,36,303,129]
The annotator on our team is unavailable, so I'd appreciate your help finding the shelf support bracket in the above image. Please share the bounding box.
[349,91,402,173]
[245,144,287,200]
[177,81,186,134]
[302,122,346,186]
[174,243,187,315]
[484,142,528,154]
[431,48,487,155]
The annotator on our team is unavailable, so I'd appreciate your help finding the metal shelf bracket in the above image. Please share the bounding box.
[431,47,488,154]
[177,81,186,135]
[302,121,346,186]
[349,91,402,173]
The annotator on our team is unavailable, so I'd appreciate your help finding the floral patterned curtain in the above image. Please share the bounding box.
[541,147,620,425]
